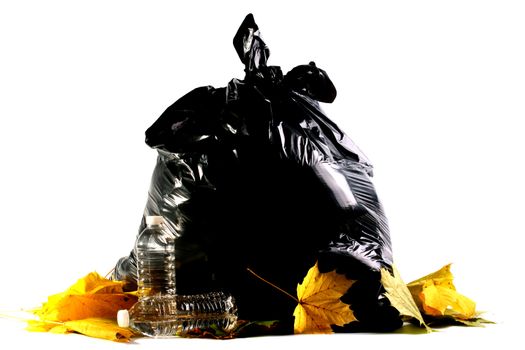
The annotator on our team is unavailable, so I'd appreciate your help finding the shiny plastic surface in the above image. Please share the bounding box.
[135,217,176,296]
[115,14,400,332]
[129,292,237,337]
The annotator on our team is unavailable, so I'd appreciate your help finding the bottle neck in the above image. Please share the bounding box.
[147,224,162,228]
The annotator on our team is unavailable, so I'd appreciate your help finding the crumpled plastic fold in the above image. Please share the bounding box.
[114,13,400,332]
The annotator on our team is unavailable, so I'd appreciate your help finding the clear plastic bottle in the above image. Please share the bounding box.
[129,292,238,337]
[128,216,238,337]
[135,216,176,297]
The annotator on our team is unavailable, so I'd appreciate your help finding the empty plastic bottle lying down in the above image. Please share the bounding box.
[113,13,402,334]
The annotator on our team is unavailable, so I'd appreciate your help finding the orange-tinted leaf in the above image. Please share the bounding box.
[36,293,137,322]
[65,272,127,295]
[32,272,137,322]
[28,271,139,342]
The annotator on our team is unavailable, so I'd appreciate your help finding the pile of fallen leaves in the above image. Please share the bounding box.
[19,263,490,342]
[381,264,489,330]
[249,262,490,335]
[26,272,138,342]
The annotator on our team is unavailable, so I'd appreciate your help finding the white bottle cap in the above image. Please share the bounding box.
[117,309,130,328]
[146,216,164,226]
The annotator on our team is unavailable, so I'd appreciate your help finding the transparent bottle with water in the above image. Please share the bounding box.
[128,216,237,337]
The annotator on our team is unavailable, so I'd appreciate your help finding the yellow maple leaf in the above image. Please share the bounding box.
[28,272,139,341]
[27,318,136,342]
[36,293,137,322]
[65,272,128,295]
[293,262,356,334]
[34,272,137,322]
[407,264,476,319]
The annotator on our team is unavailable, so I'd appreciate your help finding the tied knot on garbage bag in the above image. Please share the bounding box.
[114,13,399,333]
[233,14,336,104]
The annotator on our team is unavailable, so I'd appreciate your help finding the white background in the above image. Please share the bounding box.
[0,0,523,348]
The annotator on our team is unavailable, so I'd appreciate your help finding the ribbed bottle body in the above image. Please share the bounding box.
[136,227,176,296]
[129,292,238,337]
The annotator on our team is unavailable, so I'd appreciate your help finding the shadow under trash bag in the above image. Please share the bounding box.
[113,14,402,333]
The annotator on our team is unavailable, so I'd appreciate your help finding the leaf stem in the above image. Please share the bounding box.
[246,268,298,302]
[104,268,115,279]
[0,311,62,325]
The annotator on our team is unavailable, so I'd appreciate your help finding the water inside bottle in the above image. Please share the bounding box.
[136,249,176,296]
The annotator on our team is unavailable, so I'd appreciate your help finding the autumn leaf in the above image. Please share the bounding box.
[36,293,137,322]
[247,262,356,334]
[65,271,128,295]
[28,272,139,341]
[407,264,476,319]
[27,318,136,342]
[293,262,356,334]
[380,266,431,332]
[34,272,137,322]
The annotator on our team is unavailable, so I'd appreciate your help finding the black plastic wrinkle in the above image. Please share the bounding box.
[114,13,402,332]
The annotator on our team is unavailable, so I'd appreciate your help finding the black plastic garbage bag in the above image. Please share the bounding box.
[114,14,401,332]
